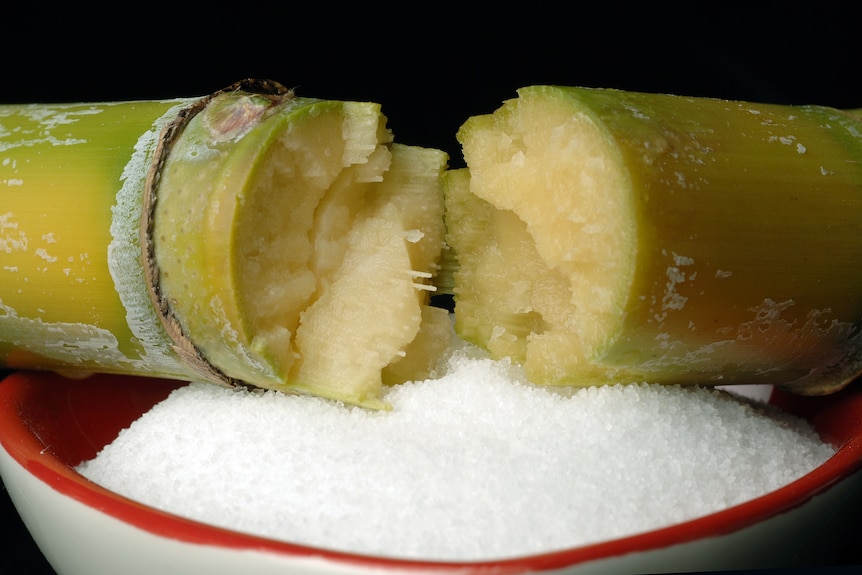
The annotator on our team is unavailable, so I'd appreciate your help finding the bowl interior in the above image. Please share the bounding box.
[2,371,862,573]
[8,373,182,467]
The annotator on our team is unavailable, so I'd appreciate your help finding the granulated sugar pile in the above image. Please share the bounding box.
[76,344,834,561]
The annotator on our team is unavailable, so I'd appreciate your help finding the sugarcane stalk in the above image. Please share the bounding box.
[1,95,195,380]
[1,80,449,407]
[446,85,862,395]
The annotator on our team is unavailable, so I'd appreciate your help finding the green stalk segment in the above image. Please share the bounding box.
[446,85,862,395]
[0,96,197,379]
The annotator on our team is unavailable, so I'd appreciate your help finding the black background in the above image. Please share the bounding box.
[2,3,862,573]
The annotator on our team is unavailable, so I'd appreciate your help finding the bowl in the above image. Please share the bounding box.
[1,370,861,575]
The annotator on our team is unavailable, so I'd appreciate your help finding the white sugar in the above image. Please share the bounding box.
[77,344,834,561]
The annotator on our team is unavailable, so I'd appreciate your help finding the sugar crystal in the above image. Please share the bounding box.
[76,343,834,561]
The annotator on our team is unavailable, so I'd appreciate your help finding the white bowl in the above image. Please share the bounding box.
[1,370,861,575]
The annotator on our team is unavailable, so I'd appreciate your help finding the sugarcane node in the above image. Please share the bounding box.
[140,79,294,390]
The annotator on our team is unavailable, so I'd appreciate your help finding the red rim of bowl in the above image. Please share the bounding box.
[1,370,861,574]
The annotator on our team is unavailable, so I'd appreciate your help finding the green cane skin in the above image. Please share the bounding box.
[0,98,197,378]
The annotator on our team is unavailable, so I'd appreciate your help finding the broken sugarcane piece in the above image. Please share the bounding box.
[446,85,862,395]
[0,80,449,408]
